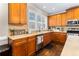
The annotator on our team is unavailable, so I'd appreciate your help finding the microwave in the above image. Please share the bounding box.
[67,20,78,25]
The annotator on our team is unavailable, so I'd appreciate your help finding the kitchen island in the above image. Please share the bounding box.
[61,34,79,56]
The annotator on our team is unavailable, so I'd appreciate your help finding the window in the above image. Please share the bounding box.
[29,12,35,20]
[37,15,41,22]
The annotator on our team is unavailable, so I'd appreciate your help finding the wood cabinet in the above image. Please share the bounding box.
[52,32,59,42]
[66,9,74,20]
[8,3,20,25]
[8,3,27,25]
[61,13,67,26]
[56,14,61,26]
[66,7,79,20]
[52,32,67,45]
[11,36,36,56]
[43,32,51,47]
[48,14,65,26]
[20,3,27,25]
[27,36,36,56]
[48,7,79,26]
[48,16,53,26]
[11,32,67,56]
[56,32,67,44]
[48,15,57,26]
[73,7,79,19]
[12,38,27,56]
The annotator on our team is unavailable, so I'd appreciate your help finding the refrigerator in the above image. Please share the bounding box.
[0,3,9,54]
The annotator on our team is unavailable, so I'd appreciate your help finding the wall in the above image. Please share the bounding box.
[27,3,48,33]
[0,3,8,45]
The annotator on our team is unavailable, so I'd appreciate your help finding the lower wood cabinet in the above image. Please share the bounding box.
[43,32,51,47]
[58,33,67,44]
[11,36,36,56]
[52,32,67,45]
[11,32,67,56]
[12,38,27,56]
[27,36,36,56]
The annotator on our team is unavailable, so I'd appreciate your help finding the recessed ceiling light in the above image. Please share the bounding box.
[43,6,46,8]
[52,8,55,10]
[63,10,66,12]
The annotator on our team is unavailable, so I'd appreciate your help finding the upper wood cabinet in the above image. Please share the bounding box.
[66,7,79,20]
[48,7,79,27]
[8,3,20,25]
[48,15,57,26]
[56,14,61,26]
[61,13,67,26]
[8,3,27,25]
[66,9,74,20]
[20,3,27,24]
[48,16,53,26]
[48,14,63,26]
[73,7,79,19]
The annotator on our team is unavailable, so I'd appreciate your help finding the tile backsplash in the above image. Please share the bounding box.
[9,25,27,30]
[9,25,28,36]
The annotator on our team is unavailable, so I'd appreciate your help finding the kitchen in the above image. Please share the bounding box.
[0,3,79,56]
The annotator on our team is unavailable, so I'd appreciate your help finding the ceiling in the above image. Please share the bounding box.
[32,3,79,15]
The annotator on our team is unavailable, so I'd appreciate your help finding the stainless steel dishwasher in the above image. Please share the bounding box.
[36,34,43,51]
[0,37,10,56]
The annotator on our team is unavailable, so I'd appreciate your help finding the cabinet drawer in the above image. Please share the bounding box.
[12,38,27,46]
[28,36,36,42]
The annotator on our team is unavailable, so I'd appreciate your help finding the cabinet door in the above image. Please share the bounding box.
[56,14,61,26]
[56,33,67,45]
[27,36,36,56]
[66,9,74,20]
[52,32,67,45]
[48,16,53,26]
[53,32,60,42]
[48,15,57,26]
[20,3,27,25]
[12,39,27,56]
[58,33,67,44]
[73,7,79,19]
[8,3,20,25]
[51,32,57,42]
[43,33,51,47]
[52,15,57,26]
[61,13,67,26]
[43,34,47,46]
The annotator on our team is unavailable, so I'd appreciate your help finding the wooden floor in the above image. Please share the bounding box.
[36,42,64,56]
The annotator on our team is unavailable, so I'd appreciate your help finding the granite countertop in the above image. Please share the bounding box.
[61,34,79,56]
[9,31,53,40]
